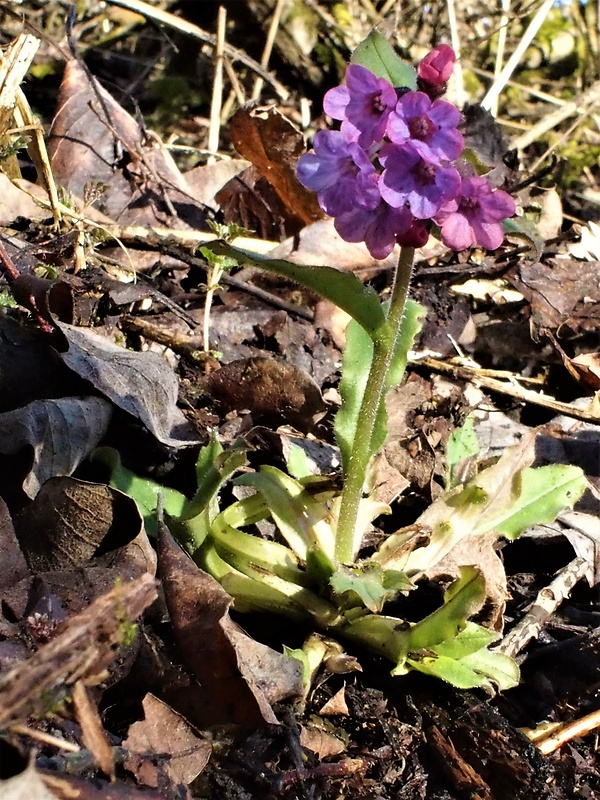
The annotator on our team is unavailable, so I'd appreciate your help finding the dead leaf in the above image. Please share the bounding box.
[184,157,250,210]
[461,103,510,171]
[72,681,115,780]
[10,273,74,332]
[0,396,112,498]
[56,323,200,447]
[299,724,346,759]
[123,693,211,788]
[0,574,157,729]
[0,174,51,225]
[216,164,293,241]
[157,524,303,727]
[229,103,323,229]
[13,476,147,572]
[201,356,325,433]
[48,60,204,229]
[551,339,600,390]
[508,258,600,334]
[319,687,349,716]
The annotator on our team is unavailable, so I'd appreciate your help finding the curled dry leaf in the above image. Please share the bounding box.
[0,396,112,498]
[57,323,200,447]
[13,476,149,573]
[157,524,303,728]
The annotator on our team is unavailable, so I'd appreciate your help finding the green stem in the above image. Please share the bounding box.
[334,246,415,564]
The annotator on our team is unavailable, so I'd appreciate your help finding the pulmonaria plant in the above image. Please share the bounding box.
[297,45,516,259]
[106,34,588,694]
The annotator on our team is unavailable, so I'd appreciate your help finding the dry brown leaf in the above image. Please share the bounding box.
[48,60,204,229]
[509,258,600,334]
[201,356,325,433]
[319,686,349,716]
[123,693,211,788]
[0,396,112,498]
[299,724,346,759]
[184,158,249,210]
[57,323,200,447]
[228,103,323,229]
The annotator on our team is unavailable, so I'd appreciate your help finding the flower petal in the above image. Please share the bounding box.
[323,86,350,119]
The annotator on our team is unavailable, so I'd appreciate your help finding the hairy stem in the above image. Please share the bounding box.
[334,246,415,564]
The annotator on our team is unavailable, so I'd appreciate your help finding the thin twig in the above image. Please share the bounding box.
[510,79,600,150]
[252,0,286,101]
[9,722,81,753]
[445,0,465,108]
[496,557,589,659]
[412,354,600,425]
[481,0,555,113]
[537,707,600,755]
[491,0,511,118]
[207,5,226,156]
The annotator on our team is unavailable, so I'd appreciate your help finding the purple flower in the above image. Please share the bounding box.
[379,143,461,219]
[386,91,463,164]
[335,201,413,260]
[434,176,516,250]
[324,64,397,148]
[296,130,380,216]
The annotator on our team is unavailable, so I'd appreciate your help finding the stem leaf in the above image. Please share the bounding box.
[203,240,385,338]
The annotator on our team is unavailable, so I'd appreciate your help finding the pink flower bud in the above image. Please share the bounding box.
[418,45,456,87]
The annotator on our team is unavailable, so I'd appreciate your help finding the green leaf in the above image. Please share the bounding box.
[236,466,337,567]
[404,623,520,691]
[330,563,412,613]
[472,464,587,540]
[445,413,480,488]
[404,567,485,654]
[90,447,187,535]
[285,442,315,480]
[375,444,587,575]
[503,215,544,259]
[169,437,247,554]
[202,240,385,338]
[335,299,424,475]
[351,31,417,89]
[430,621,497,660]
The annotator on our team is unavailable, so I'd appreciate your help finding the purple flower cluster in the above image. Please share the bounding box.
[297,46,515,259]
